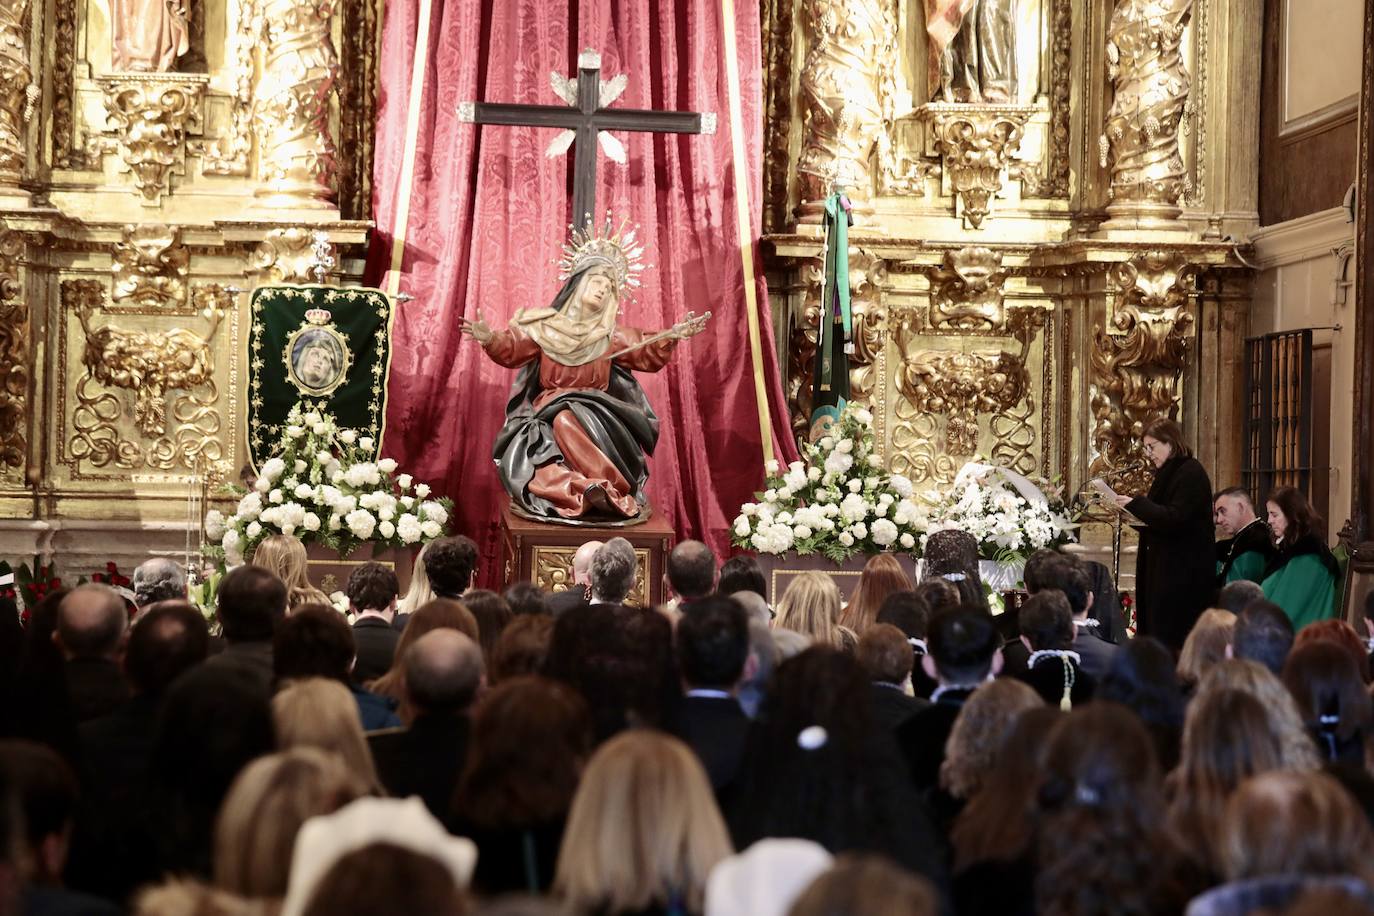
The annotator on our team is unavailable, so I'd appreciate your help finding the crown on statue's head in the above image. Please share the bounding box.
[304,308,332,326]
[557,213,647,298]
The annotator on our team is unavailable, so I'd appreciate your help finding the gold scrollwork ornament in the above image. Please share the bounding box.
[927,246,1007,331]
[112,223,189,307]
[98,74,208,204]
[920,104,1033,229]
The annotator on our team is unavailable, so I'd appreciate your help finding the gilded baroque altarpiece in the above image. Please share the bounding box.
[0,0,378,574]
[762,0,1263,567]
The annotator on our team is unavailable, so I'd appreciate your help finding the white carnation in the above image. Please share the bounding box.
[836,439,854,454]
[222,529,243,564]
[420,501,448,526]
[379,520,396,539]
[823,452,853,476]
[268,488,283,504]
[740,503,758,517]
[420,520,442,539]
[303,512,322,532]
[871,518,899,547]
[889,474,913,498]
[397,513,423,544]
[204,510,226,541]
[851,407,873,425]
[236,492,263,519]
[793,525,812,539]
[345,508,377,540]
[819,437,834,450]
[260,458,286,482]
[847,480,862,493]
[328,514,342,531]
[294,483,314,500]
[807,466,821,482]
[839,532,855,547]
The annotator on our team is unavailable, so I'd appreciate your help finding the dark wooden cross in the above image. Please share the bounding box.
[459,48,715,231]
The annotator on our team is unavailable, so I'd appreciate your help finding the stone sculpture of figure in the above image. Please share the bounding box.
[926,0,1017,103]
[111,0,190,72]
[460,226,710,525]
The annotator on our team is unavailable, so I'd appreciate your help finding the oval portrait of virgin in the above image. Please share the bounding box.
[284,325,352,397]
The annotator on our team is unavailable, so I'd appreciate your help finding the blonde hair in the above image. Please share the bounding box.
[555,730,731,913]
[1196,659,1321,771]
[214,748,370,898]
[1177,609,1236,687]
[841,554,913,635]
[776,571,845,648]
[272,678,381,791]
[941,679,1043,799]
[251,534,329,612]
[395,542,437,617]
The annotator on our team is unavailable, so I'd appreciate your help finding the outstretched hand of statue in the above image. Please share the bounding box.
[670,310,711,340]
[459,310,494,344]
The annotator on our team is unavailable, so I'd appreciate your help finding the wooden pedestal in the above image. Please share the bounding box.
[499,504,674,608]
[304,543,416,597]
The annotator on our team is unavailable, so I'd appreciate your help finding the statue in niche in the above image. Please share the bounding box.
[111,0,190,72]
[925,0,1017,103]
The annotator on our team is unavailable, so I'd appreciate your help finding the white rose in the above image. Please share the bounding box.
[359,437,375,451]
[740,503,757,517]
[847,480,862,493]
[807,466,821,482]
[415,483,431,498]
[899,532,916,550]
[254,478,271,493]
[793,525,812,539]
[246,521,262,538]
[765,459,780,476]
[421,520,442,539]
[852,522,868,539]
[293,460,306,474]
[294,483,314,500]
[867,454,882,468]
[839,532,855,547]
[836,439,854,454]
[339,429,357,445]
[734,517,751,537]
[287,425,305,439]
[305,411,322,425]
[378,458,399,474]
[313,422,328,435]
[379,520,396,539]
[204,510,226,541]
[397,473,414,490]
[345,508,377,540]
[852,407,873,425]
[303,513,322,532]
[268,488,283,504]
[400,496,415,509]
[764,489,778,502]
[316,450,333,466]
[819,437,834,450]
[890,475,913,498]
[328,514,342,531]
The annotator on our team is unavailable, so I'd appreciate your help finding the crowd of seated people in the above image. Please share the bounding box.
[0,530,1373,916]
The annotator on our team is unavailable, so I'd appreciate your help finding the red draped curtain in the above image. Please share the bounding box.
[367,0,799,584]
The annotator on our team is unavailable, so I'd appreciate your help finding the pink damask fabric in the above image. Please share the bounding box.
[367,0,798,584]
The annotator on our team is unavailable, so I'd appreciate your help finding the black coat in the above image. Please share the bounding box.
[869,683,929,733]
[351,617,400,684]
[369,713,470,820]
[670,694,750,792]
[1128,455,1215,651]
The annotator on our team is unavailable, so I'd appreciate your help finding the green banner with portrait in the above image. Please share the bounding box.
[247,284,394,470]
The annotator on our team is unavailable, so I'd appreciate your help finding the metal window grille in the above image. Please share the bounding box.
[1242,329,1314,501]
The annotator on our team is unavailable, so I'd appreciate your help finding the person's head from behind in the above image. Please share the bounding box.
[844,554,913,634]
[1096,635,1185,736]
[1214,486,1259,537]
[590,538,637,604]
[250,534,312,592]
[924,606,1001,686]
[1266,485,1324,549]
[912,577,960,616]
[1198,658,1321,771]
[1178,608,1237,687]
[424,535,479,598]
[570,540,604,589]
[455,676,593,829]
[1294,619,1372,683]
[666,540,717,601]
[875,590,930,644]
[730,590,773,628]
[301,844,470,916]
[0,740,79,884]
[1216,579,1265,615]
[1233,599,1295,675]
[272,678,379,790]
[1176,687,1286,802]
[369,598,479,719]
[131,558,187,608]
[1282,640,1372,760]
[273,603,355,684]
[502,581,549,617]
[941,679,1043,800]
[718,554,767,600]
[775,571,843,647]
[461,589,513,662]
[555,730,731,915]
[676,596,750,691]
[856,623,915,687]
[760,646,870,756]
[1034,556,1093,618]
[1220,771,1374,885]
[217,565,287,643]
[346,561,399,617]
[489,614,555,684]
[1021,548,1063,595]
[403,629,483,718]
[1017,589,1074,652]
[214,748,370,898]
[786,853,939,916]
[124,600,209,695]
[54,583,127,660]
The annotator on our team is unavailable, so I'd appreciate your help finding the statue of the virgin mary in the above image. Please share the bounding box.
[461,222,709,524]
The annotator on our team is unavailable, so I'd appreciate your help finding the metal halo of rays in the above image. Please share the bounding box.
[556,212,650,301]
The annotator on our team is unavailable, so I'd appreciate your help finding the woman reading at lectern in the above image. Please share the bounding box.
[460,223,708,525]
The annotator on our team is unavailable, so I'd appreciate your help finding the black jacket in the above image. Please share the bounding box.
[369,712,470,819]
[869,682,929,733]
[64,658,129,723]
[351,616,400,684]
[1128,455,1215,651]
[1217,518,1278,584]
[671,694,750,792]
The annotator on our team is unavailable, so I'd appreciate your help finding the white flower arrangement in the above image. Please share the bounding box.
[730,405,928,562]
[919,461,1078,561]
[208,402,454,565]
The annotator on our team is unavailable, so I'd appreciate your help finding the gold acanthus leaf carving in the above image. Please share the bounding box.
[920,103,1034,229]
[0,228,25,478]
[73,281,223,439]
[112,223,189,307]
[927,246,1008,331]
[251,228,337,283]
[0,0,36,191]
[98,74,208,205]
[1088,252,1198,492]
